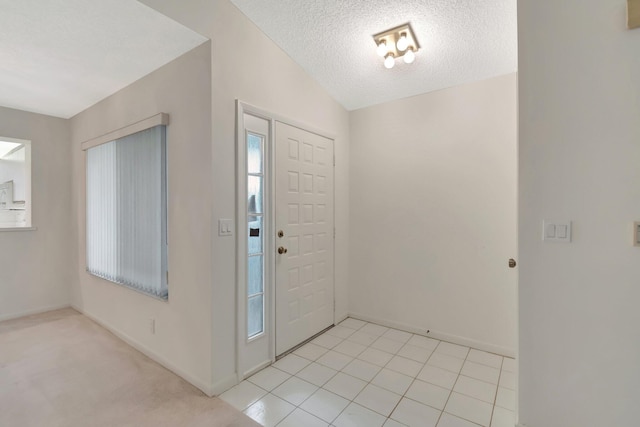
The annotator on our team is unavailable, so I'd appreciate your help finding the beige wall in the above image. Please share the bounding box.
[2,0,524,400]
[349,74,518,355]
[141,0,351,393]
[0,107,72,321]
[70,43,213,393]
[518,0,640,425]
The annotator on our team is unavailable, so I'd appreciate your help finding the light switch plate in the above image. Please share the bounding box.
[629,0,640,29]
[543,220,572,243]
[218,219,233,236]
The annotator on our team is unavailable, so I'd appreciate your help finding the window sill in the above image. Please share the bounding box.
[0,226,37,232]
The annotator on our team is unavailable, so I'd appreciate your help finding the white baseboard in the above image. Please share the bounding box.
[335,312,348,325]
[72,305,215,397]
[0,303,71,322]
[348,311,516,358]
[211,373,241,396]
[241,360,272,382]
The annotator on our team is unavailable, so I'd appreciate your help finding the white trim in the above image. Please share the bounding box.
[240,360,272,381]
[235,102,244,381]
[235,103,275,380]
[0,226,37,232]
[348,311,516,358]
[236,102,336,141]
[211,373,240,397]
[72,305,214,397]
[0,303,70,322]
[267,111,277,363]
[0,136,30,145]
[235,100,338,379]
[335,312,348,326]
[80,113,169,151]
[0,138,33,227]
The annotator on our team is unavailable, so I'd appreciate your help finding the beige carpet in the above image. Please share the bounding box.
[0,308,260,427]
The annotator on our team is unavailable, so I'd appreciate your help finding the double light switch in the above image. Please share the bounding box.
[543,220,571,242]
[218,219,233,236]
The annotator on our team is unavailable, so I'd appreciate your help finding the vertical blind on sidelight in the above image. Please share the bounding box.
[85,123,168,299]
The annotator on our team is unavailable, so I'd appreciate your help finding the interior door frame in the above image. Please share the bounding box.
[235,100,337,381]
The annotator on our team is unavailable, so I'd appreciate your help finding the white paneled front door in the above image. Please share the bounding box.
[275,121,334,356]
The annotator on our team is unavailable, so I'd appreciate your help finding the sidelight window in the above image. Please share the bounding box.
[247,133,265,338]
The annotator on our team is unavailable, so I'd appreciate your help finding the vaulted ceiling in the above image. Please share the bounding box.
[0,0,516,118]
[229,0,518,110]
[0,0,206,118]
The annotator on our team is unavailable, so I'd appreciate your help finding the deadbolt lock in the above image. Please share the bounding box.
[277,230,284,238]
[508,258,517,268]
[278,246,288,254]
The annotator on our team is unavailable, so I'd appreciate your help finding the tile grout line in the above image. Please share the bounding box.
[433,344,470,427]
[330,329,397,423]
[251,363,332,426]
[390,341,440,426]
[305,327,417,424]
[487,357,505,427]
[270,327,433,425]
[274,325,378,426]
[239,318,512,427]
[351,335,410,422]
[346,316,512,358]
[316,328,382,424]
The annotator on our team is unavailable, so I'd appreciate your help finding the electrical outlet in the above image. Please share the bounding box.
[148,318,155,335]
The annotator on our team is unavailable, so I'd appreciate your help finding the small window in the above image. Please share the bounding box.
[85,124,168,299]
[247,132,265,338]
[0,137,31,229]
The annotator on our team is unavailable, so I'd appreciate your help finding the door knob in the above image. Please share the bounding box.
[508,258,517,268]
[278,246,288,254]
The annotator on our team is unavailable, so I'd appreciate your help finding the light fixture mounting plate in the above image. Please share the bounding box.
[373,22,420,59]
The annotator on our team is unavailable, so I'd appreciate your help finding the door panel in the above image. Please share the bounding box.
[275,122,334,355]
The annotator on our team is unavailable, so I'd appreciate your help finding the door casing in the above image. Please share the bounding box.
[235,101,337,381]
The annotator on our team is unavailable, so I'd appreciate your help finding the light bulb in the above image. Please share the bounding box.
[384,53,395,69]
[376,40,388,57]
[403,47,415,64]
[396,33,409,52]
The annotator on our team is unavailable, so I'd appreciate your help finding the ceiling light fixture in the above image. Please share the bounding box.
[384,53,395,69]
[376,40,389,57]
[403,47,416,64]
[396,33,409,52]
[373,23,420,69]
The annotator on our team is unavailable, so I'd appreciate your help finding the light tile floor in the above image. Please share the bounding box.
[221,318,516,427]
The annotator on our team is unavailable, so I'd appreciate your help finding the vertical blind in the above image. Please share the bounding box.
[86,125,168,299]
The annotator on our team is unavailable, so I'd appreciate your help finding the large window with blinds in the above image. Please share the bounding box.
[85,122,168,299]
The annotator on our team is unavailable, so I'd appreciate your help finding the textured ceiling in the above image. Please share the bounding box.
[230,0,517,111]
[0,0,207,118]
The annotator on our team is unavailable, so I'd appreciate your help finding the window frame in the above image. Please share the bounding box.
[82,113,169,300]
[0,136,33,231]
[246,131,266,340]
